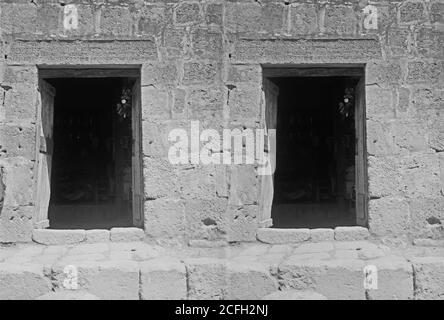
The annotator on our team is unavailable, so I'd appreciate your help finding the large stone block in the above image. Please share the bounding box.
[0,3,37,35]
[225,2,284,35]
[191,29,223,59]
[143,157,179,199]
[289,3,318,35]
[366,61,403,87]
[0,206,33,243]
[178,165,219,200]
[227,64,262,84]
[144,198,185,238]
[2,85,38,122]
[430,2,444,24]
[136,4,171,36]
[51,260,139,300]
[185,258,227,300]
[366,121,396,156]
[8,40,157,65]
[408,198,444,238]
[399,1,425,24]
[232,39,381,64]
[391,120,429,152]
[324,5,358,35]
[187,86,224,120]
[142,120,189,158]
[141,86,170,120]
[110,228,145,242]
[175,2,201,25]
[0,263,51,300]
[205,3,223,26]
[334,227,369,241]
[257,228,310,244]
[406,61,442,84]
[184,198,228,241]
[0,157,35,207]
[412,257,444,299]
[140,258,187,300]
[228,84,261,119]
[228,165,258,206]
[368,197,411,237]
[99,6,132,36]
[225,261,278,299]
[141,62,178,87]
[387,28,411,56]
[366,86,394,121]
[278,258,366,300]
[225,205,259,242]
[183,62,221,85]
[0,124,36,161]
[32,229,86,245]
[366,256,413,300]
[416,29,443,58]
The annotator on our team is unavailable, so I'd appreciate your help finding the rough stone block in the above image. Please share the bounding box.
[229,165,258,206]
[0,263,51,300]
[399,2,425,23]
[289,4,318,35]
[175,2,201,24]
[0,157,35,207]
[191,29,223,59]
[387,28,411,56]
[257,228,310,244]
[366,121,396,156]
[310,229,334,242]
[366,256,413,300]
[100,6,132,36]
[0,206,33,243]
[205,3,223,26]
[143,157,179,199]
[183,62,221,84]
[232,39,381,64]
[184,198,228,241]
[225,262,278,299]
[226,2,284,35]
[185,258,227,300]
[366,61,403,87]
[412,257,444,299]
[368,197,410,236]
[110,228,145,242]
[140,258,187,300]
[278,258,365,300]
[226,205,259,242]
[8,40,157,65]
[334,227,370,241]
[0,3,37,35]
[137,4,170,36]
[408,198,444,238]
[366,86,394,121]
[227,64,262,84]
[141,62,178,86]
[32,229,86,245]
[430,2,444,24]
[407,61,442,84]
[51,261,139,300]
[141,86,170,120]
[0,124,36,161]
[187,86,224,120]
[85,230,110,243]
[144,199,185,238]
[228,84,261,119]
[324,5,358,35]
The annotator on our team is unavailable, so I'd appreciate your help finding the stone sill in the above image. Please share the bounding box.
[32,227,145,245]
[256,226,370,244]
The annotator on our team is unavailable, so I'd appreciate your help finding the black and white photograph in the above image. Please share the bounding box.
[0,0,443,307]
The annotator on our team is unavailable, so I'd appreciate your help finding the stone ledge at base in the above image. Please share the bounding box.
[256,228,310,244]
[32,229,86,245]
[110,228,145,242]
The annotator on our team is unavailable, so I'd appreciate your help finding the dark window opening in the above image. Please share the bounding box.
[269,75,365,228]
[45,77,137,229]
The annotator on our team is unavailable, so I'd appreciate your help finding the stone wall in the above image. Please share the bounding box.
[0,0,442,243]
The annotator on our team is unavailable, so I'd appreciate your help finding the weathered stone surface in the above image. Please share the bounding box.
[225,262,278,300]
[0,263,51,300]
[0,157,35,207]
[51,261,139,300]
[0,206,33,243]
[144,199,186,238]
[140,258,187,300]
[185,258,227,300]
[365,256,413,300]
[85,230,110,243]
[289,4,318,35]
[324,5,357,35]
[263,290,327,300]
[175,2,201,24]
[257,228,310,244]
[399,1,425,23]
[412,257,444,300]
[225,205,259,242]
[368,197,411,236]
[310,229,334,242]
[32,229,86,245]
[110,228,145,242]
[334,227,370,241]
[278,258,365,300]
[0,124,36,161]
